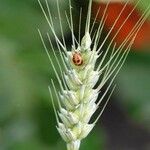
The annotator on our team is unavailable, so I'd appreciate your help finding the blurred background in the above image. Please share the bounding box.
[0,0,150,150]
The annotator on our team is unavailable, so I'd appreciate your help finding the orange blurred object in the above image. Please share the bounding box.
[92,1,150,49]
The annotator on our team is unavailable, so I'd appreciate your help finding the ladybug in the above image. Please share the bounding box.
[72,52,83,66]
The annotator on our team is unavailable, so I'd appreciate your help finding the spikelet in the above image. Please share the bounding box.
[38,0,150,150]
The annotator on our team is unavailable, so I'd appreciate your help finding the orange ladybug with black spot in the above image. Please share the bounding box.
[72,52,83,66]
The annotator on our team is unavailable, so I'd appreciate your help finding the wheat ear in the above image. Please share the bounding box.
[38,0,150,150]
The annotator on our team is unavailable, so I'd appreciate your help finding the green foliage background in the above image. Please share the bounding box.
[0,0,150,150]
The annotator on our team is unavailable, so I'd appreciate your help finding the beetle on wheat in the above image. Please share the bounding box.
[38,0,150,150]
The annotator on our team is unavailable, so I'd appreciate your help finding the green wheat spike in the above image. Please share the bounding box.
[38,0,150,149]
